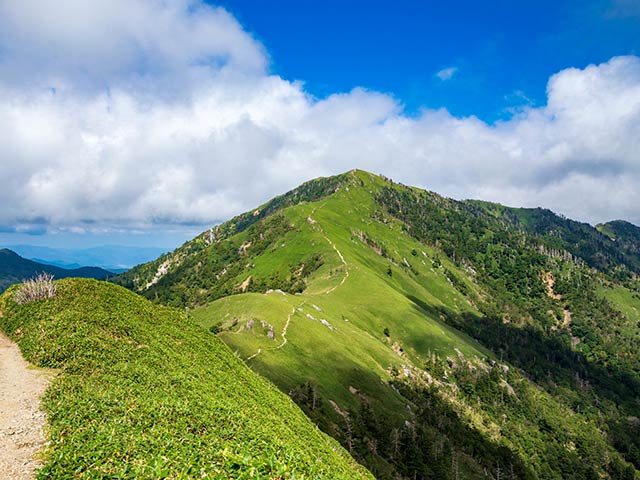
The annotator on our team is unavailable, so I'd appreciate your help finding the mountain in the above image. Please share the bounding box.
[4,244,169,272]
[0,249,112,293]
[598,220,640,257]
[116,170,640,479]
[0,278,370,478]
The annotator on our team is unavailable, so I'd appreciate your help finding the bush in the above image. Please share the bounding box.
[14,273,56,304]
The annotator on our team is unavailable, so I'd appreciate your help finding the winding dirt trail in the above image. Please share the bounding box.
[321,234,349,294]
[246,303,302,362]
[307,206,350,294]
[275,306,298,350]
[0,332,52,480]
[246,209,349,362]
[245,347,262,362]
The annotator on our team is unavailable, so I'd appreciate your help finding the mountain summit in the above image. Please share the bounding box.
[116,170,640,479]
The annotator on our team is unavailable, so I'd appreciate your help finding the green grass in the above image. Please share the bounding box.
[119,170,640,478]
[597,284,640,352]
[193,171,491,417]
[0,279,371,479]
[599,284,640,324]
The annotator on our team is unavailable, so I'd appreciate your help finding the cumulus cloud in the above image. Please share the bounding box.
[0,0,267,96]
[0,0,639,235]
[436,66,458,81]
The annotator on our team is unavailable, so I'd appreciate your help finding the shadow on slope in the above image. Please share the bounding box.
[409,300,640,472]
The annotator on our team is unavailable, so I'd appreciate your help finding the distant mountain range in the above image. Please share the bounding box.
[3,245,168,273]
[0,249,112,293]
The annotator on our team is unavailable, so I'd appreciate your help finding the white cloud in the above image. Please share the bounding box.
[0,0,267,96]
[0,1,639,234]
[436,66,458,81]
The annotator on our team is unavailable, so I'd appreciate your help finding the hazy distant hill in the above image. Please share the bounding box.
[117,170,640,479]
[4,245,168,272]
[0,249,112,293]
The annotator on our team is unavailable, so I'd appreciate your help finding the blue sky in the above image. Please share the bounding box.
[215,0,640,120]
[0,0,638,251]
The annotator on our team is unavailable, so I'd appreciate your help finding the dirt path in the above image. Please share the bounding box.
[321,234,349,294]
[247,303,302,362]
[247,209,349,362]
[0,332,52,480]
[307,208,349,294]
[542,271,562,300]
[275,306,298,350]
[245,347,262,362]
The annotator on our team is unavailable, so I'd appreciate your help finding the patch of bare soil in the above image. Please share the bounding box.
[542,271,563,300]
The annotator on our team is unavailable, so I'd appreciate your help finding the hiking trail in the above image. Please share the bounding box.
[0,332,53,480]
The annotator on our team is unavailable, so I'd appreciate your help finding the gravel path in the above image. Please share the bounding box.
[0,332,52,480]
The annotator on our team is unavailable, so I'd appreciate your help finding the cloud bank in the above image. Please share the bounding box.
[1,0,639,234]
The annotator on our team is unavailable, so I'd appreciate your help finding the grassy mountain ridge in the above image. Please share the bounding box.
[0,278,371,479]
[116,170,640,479]
[0,248,112,293]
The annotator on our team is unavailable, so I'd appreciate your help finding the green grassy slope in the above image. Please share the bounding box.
[605,284,640,316]
[0,278,371,479]
[191,173,488,410]
[598,283,640,340]
[186,174,511,478]
[117,170,640,479]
